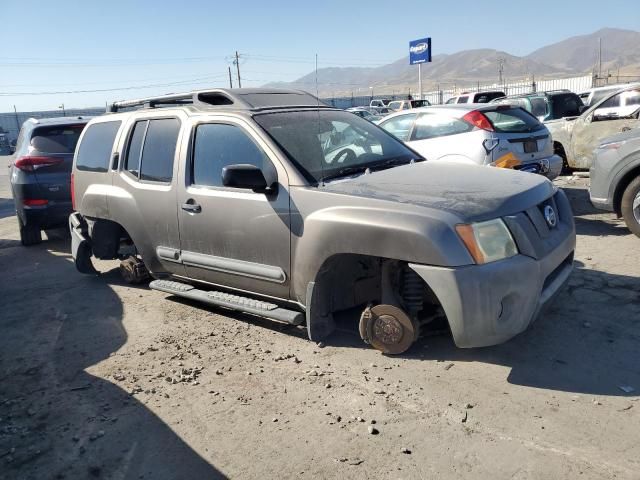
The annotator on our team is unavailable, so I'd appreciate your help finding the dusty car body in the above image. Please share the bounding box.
[590,128,640,237]
[69,88,575,354]
[550,84,640,169]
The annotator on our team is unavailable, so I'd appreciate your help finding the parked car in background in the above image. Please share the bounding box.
[445,91,505,104]
[550,83,640,169]
[590,128,640,237]
[346,107,378,120]
[369,99,392,115]
[579,84,632,107]
[69,88,575,355]
[378,104,562,180]
[387,99,432,112]
[10,116,90,245]
[0,132,10,155]
[491,90,586,170]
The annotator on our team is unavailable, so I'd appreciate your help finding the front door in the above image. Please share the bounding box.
[177,117,291,300]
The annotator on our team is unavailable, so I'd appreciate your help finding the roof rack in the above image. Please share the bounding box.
[108,88,331,113]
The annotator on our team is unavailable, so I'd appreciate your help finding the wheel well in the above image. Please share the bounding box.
[553,141,566,159]
[613,166,640,216]
[307,254,446,340]
[86,217,133,259]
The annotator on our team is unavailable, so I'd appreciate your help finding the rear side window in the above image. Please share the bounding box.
[76,121,121,172]
[483,108,543,133]
[191,123,268,187]
[125,118,180,182]
[456,96,469,104]
[413,114,473,140]
[379,113,418,141]
[31,124,85,153]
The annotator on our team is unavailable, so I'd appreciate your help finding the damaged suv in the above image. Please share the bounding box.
[70,89,576,354]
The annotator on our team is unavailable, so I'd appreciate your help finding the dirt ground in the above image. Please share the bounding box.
[1,156,639,480]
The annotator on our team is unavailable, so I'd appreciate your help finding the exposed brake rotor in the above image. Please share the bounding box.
[359,304,418,355]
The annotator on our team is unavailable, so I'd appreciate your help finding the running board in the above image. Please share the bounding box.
[150,280,304,326]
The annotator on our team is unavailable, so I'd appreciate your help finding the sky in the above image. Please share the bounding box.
[0,0,638,112]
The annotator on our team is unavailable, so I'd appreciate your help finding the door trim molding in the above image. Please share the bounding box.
[180,250,287,284]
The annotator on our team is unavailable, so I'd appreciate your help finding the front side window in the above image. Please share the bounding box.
[192,123,268,187]
[412,113,473,140]
[255,110,417,184]
[378,113,418,141]
[456,96,469,104]
[552,95,581,118]
[529,97,549,119]
[135,118,180,182]
[76,121,121,172]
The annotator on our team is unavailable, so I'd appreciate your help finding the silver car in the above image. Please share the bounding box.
[378,104,563,180]
[590,128,640,237]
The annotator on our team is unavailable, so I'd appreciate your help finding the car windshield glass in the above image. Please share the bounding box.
[30,124,85,153]
[254,110,419,184]
[483,107,544,133]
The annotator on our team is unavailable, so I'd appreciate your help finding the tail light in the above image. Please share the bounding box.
[14,155,63,172]
[462,111,494,131]
[23,199,49,207]
[71,172,76,210]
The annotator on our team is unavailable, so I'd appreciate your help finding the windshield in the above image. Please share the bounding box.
[483,107,544,133]
[254,110,419,184]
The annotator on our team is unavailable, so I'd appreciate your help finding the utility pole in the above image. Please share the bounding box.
[497,57,506,85]
[228,66,234,88]
[13,105,20,133]
[235,51,242,88]
[598,37,602,80]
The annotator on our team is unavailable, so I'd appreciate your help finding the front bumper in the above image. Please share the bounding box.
[409,225,575,348]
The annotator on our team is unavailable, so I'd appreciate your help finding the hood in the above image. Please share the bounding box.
[321,162,554,223]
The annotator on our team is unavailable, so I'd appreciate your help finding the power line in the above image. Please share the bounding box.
[0,75,226,96]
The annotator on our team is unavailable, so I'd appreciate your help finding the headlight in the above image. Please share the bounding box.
[455,219,518,264]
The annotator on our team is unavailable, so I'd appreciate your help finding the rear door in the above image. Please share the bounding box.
[482,107,553,165]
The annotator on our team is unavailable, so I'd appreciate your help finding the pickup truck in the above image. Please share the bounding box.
[69,88,576,354]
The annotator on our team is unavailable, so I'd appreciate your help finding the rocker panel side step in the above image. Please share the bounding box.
[150,280,304,325]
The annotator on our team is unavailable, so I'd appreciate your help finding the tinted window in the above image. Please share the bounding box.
[139,118,180,182]
[76,121,121,172]
[125,120,147,176]
[413,114,473,140]
[529,97,549,118]
[31,124,85,153]
[456,96,469,104]
[483,108,543,133]
[552,95,582,118]
[379,113,418,141]
[192,124,268,187]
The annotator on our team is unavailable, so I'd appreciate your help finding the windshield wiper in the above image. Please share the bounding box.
[370,156,424,171]
[321,166,370,183]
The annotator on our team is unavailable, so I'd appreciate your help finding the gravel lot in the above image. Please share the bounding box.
[1,155,639,479]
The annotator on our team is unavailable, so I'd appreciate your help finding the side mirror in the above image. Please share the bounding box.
[222,164,275,193]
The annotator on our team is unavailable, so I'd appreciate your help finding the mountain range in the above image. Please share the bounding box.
[264,28,640,96]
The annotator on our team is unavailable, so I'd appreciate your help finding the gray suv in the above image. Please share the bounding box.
[70,88,576,354]
[10,116,90,245]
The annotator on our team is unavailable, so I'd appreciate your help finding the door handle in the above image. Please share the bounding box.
[181,202,202,213]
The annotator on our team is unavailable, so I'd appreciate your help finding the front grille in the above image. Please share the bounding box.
[503,191,571,260]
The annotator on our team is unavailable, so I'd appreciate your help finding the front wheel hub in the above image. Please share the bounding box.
[359,304,418,355]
